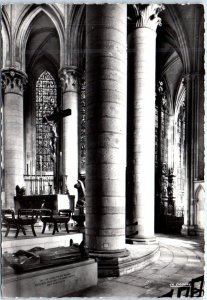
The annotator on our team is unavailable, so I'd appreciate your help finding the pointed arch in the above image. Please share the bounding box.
[27,30,60,73]
[1,7,11,68]
[194,184,205,229]
[195,184,205,200]
[197,8,204,73]
[15,4,64,71]
[68,5,85,68]
[166,5,191,74]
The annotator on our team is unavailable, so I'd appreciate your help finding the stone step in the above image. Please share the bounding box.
[97,243,160,277]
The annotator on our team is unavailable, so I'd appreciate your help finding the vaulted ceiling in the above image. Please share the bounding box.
[2,3,204,107]
[156,4,204,112]
[26,12,60,81]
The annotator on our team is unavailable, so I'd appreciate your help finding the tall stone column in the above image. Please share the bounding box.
[128,4,164,240]
[181,74,200,235]
[59,67,80,199]
[85,5,128,274]
[2,68,27,209]
[181,74,193,235]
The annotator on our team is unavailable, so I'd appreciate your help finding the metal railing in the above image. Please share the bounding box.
[24,175,54,195]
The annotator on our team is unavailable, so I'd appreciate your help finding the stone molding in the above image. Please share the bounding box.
[133,4,165,31]
[59,67,81,93]
[183,74,192,86]
[1,68,27,95]
[80,73,86,175]
[183,73,201,87]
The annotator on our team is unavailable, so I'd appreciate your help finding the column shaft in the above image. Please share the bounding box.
[127,4,164,240]
[132,29,156,238]
[182,74,203,235]
[2,69,27,208]
[85,4,127,253]
[181,75,192,234]
[60,67,80,199]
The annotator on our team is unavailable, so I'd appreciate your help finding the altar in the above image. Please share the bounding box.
[14,194,75,213]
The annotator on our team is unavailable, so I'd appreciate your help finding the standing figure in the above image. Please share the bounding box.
[43,116,58,163]
[74,179,85,213]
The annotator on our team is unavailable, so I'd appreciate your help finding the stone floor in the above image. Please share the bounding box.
[67,234,204,298]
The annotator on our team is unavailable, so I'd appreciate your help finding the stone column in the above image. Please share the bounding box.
[181,74,192,235]
[2,68,27,209]
[128,4,164,240]
[85,5,128,267]
[193,72,204,236]
[181,74,202,236]
[59,67,80,199]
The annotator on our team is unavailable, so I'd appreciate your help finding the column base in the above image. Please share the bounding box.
[126,221,138,237]
[181,225,198,236]
[195,228,204,236]
[89,249,130,277]
[89,248,129,259]
[126,235,157,245]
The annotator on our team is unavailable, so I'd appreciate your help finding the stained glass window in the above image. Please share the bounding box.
[176,109,185,206]
[36,71,57,173]
[155,81,169,166]
[161,104,169,164]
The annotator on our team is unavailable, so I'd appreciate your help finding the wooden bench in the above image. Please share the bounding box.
[40,209,72,235]
[2,209,38,238]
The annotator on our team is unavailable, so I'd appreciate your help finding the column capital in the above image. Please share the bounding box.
[133,4,165,31]
[1,68,27,95]
[59,66,82,93]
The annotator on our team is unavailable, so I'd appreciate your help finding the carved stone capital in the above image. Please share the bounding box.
[1,68,27,95]
[59,67,81,93]
[133,4,165,31]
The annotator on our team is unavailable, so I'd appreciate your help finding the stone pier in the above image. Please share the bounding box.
[2,68,27,209]
[85,4,128,274]
[59,67,80,199]
[127,4,164,241]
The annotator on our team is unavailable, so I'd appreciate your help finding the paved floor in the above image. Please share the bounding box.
[67,235,204,298]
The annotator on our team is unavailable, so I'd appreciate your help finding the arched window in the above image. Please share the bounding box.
[174,80,186,213]
[36,71,57,173]
[175,106,185,209]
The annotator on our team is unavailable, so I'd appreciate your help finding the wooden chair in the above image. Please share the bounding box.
[40,209,71,235]
[18,209,38,237]
[190,275,204,297]
[2,209,38,238]
[58,209,72,230]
